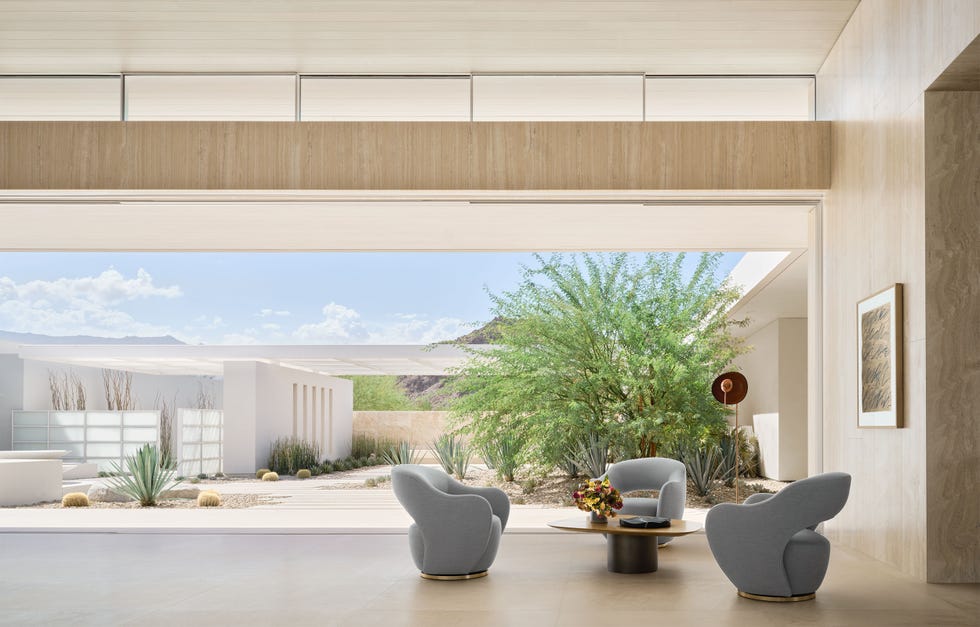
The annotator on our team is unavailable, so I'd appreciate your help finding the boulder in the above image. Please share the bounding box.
[87,484,134,503]
[161,486,201,499]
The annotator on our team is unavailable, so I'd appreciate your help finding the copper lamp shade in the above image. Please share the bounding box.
[712,372,748,405]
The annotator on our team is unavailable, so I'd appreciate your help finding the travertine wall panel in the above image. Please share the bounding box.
[817,0,980,582]
[924,90,980,583]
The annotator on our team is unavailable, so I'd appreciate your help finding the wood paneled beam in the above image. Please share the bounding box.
[0,121,830,190]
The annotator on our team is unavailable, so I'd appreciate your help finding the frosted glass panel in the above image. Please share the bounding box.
[12,427,47,442]
[88,443,121,457]
[50,411,85,426]
[0,77,120,120]
[58,443,85,458]
[13,412,49,426]
[127,75,296,120]
[202,444,221,459]
[182,426,201,443]
[87,427,122,441]
[301,77,470,121]
[473,75,643,121]
[182,444,201,459]
[89,458,118,472]
[202,426,222,442]
[644,77,814,120]
[201,410,223,427]
[182,410,202,426]
[124,427,157,442]
[13,442,49,451]
[123,443,149,457]
[49,427,85,441]
[87,412,121,426]
[124,411,159,426]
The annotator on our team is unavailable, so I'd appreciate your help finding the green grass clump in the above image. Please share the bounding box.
[256,468,271,479]
[197,491,221,507]
[267,436,321,475]
[320,463,334,474]
[189,477,201,484]
[296,469,312,479]
[62,492,90,507]
[261,471,280,481]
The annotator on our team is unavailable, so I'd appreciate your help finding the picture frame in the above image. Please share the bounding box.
[856,283,904,428]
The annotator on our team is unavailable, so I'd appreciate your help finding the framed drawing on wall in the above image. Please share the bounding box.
[857,283,904,428]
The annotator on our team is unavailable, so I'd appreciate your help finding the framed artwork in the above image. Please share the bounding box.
[857,283,904,428]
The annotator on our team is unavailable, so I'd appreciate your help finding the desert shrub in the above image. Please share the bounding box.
[196,473,208,480]
[197,491,221,507]
[718,427,754,486]
[351,434,399,459]
[381,441,422,466]
[320,462,334,474]
[745,482,775,495]
[62,492,90,507]
[190,477,201,484]
[364,478,377,487]
[214,472,226,479]
[559,459,581,478]
[106,444,180,507]
[296,469,312,479]
[431,434,473,480]
[261,471,280,482]
[256,468,271,479]
[268,436,321,475]
[480,434,522,482]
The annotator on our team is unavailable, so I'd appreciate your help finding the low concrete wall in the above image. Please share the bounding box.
[352,411,450,446]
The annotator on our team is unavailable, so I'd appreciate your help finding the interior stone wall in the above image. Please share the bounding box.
[816,0,980,582]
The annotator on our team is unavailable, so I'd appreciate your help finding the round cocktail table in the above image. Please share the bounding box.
[547,515,702,574]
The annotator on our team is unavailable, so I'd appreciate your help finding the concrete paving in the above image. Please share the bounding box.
[0,464,709,535]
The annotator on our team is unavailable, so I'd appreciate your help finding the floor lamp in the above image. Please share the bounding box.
[711,372,748,503]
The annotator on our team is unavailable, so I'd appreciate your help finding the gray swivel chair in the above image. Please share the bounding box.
[705,472,851,602]
[601,457,686,545]
[391,464,510,580]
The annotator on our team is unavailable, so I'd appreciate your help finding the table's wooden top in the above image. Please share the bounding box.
[547,515,702,537]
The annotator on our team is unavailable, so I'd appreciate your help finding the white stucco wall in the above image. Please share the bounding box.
[21,359,222,412]
[733,317,807,480]
[222,361,352,473]
[0,354,25,449]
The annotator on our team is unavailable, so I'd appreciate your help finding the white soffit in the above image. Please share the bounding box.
[0,1,859,75]
[0,200,812,252]
[15,344,482,377]
[728,250,808,336]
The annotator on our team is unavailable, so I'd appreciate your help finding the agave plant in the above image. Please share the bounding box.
[566,432,610,479]
[381,441,423,466]
[431,434,473,480]
[106,444,180,506]
[480,434,522,482]
[680,443,724,497]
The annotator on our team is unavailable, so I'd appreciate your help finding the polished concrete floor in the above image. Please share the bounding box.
[0,532,976,626]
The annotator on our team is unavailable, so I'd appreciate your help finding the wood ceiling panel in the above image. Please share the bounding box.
[0,1,859,74]
[0,121,831,190]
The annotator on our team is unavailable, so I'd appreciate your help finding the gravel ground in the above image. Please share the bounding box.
[10,493,274,509]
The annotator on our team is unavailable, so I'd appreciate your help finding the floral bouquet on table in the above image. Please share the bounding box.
[572,477,624,522]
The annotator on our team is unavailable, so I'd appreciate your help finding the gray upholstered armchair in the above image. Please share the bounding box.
[705,472,851,601]
[601,457,686,545]
[391,464,510,580]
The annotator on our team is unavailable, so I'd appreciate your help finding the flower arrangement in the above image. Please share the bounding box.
[572,477,624,519]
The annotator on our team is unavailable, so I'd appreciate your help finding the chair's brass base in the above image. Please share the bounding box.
[738,591,816,603]
[420,570,488,581]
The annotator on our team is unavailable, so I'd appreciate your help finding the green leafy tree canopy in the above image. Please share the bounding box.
[448,252,747,470]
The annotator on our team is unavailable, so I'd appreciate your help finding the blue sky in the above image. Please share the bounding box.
[0,252,743,345]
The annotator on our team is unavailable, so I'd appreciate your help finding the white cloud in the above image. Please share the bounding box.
[293,302,368,343]
[257,308,292,318]
[291,303,472,345]
[0,268,182,338]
